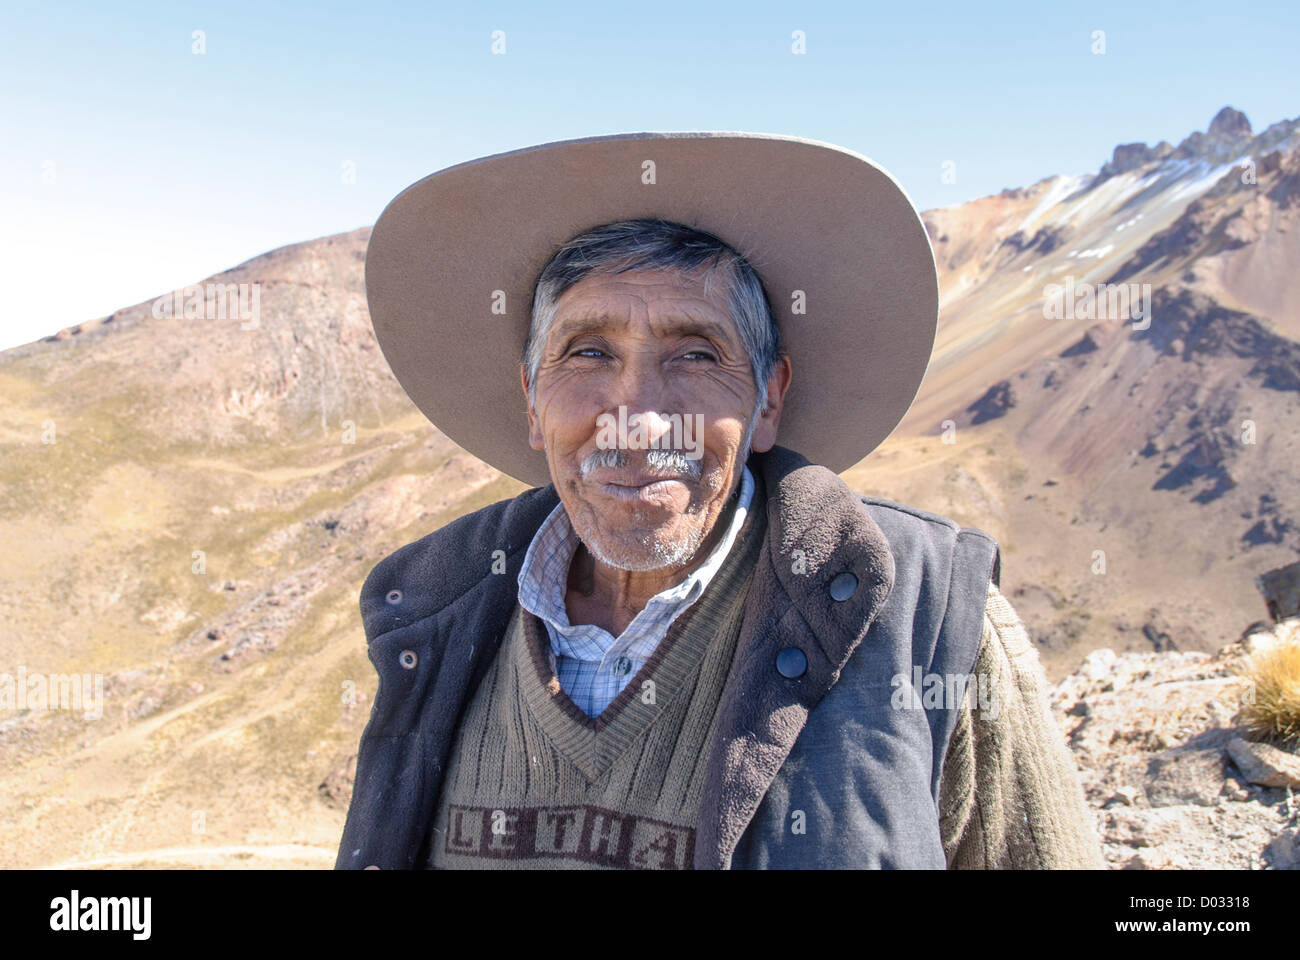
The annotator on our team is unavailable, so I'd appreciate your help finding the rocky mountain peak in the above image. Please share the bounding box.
[1208,105,1253,141]
[1099,140,1174,178]
[1093,108,1265,183]
[1172,106,1259,163]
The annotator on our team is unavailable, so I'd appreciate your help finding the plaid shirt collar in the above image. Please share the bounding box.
[517,463,755,663]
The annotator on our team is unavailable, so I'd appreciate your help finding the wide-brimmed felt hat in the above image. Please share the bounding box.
[364,131,938,488]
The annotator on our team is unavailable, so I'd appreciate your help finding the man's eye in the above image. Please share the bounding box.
[567,348,714,361]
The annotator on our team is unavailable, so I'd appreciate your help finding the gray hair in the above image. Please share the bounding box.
[522,218,784,459]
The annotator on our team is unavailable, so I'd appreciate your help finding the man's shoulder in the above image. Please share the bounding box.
[851,493,1001,589]
[852,492,998,548]
[358,484,559,642]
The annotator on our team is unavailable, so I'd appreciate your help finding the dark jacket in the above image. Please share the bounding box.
[335,444,1000,869]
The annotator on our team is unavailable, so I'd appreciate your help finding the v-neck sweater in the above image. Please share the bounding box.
[427,472,768,869]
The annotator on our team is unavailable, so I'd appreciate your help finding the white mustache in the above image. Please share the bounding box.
[580,446,703,482]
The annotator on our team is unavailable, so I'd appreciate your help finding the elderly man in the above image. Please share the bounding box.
[337,132,1104,870]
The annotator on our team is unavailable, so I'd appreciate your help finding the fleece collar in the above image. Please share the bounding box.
[691,443,896,867]
[755,444,896,677]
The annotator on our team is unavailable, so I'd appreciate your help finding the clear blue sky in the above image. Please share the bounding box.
[2,0,1296,350]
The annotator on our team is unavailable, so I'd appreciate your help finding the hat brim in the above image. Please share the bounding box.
[365,131,938,488]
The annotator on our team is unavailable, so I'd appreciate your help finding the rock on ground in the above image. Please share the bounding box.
[1050,631,1300,870]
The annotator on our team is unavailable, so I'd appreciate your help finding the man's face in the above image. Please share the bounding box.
[522,266,788,572]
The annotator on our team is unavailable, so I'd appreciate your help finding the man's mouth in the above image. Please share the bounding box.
[589,467,692,505]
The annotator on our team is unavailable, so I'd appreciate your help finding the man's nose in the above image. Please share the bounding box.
[605,352,676,443]
[609,349,672,412]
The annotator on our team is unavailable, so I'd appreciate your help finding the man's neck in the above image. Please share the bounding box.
[564,478,744,636]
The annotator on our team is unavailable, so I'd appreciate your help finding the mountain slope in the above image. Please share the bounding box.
[0,228,527,868]
[847,107,1300,672]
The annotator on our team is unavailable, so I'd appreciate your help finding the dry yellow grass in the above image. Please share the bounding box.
[1239,640,1300,745]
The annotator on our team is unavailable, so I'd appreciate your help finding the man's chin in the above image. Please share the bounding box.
[583,529,702,572]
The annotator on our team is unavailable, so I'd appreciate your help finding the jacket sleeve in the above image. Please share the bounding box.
[938,582,1107,869]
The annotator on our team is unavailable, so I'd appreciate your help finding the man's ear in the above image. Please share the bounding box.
[521,364,544,451]
[748,355,792,453]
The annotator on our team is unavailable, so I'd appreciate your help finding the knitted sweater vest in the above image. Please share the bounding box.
[429,480,769,869]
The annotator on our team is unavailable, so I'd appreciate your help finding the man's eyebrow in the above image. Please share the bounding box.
[552,313,734,342]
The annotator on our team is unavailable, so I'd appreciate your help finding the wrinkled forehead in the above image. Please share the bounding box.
[548,267,739,344]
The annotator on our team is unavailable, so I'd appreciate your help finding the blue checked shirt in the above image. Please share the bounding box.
[517,464,755,717]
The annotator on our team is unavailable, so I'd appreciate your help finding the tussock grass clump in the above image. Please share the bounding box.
[1239,639,1300,745]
